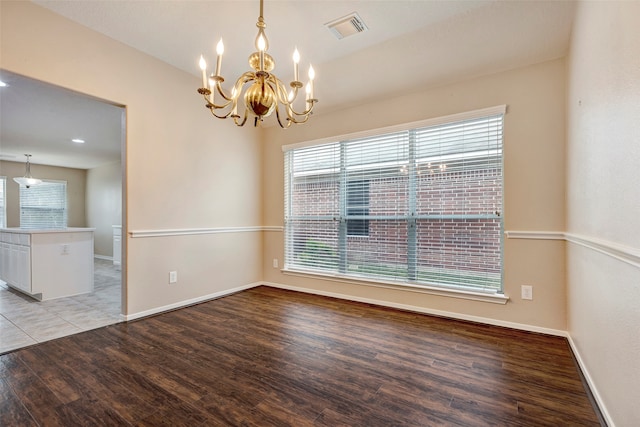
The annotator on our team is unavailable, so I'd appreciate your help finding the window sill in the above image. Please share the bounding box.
[281,269,509,305]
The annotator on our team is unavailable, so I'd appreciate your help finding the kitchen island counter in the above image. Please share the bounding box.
[0,228,94,301]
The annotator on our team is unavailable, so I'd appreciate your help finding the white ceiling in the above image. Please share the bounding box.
[1,0,576,169]
[0,70,124,170]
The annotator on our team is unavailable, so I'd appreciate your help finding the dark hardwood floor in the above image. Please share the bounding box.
[1,286,600,426]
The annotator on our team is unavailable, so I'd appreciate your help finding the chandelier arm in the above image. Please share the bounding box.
[204,93,233,110]
[208,72,254,113]
[283,85,300,107]
[269,76,315,117]
[287,86,300,103]
[215,79,234,102]
[236,72,256,90]
[269,78,296,125]
[232,109,249,127]
[274,104,293,129]
[281,101,311,125]
[286,100,316,118]
[215,72,253,102]
[267,75,314,122]
[201,85,232,110]
[209,106,234,120]
[271,77,311,122]
[286,112,312,125]
[270,76,291,105]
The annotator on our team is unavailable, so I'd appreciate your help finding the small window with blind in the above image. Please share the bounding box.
[0,177,6,228]
[347,180,370,236]
[284,106,505,293]
[19,180,68,229]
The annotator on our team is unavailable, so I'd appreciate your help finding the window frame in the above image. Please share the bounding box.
[283,105,506,296]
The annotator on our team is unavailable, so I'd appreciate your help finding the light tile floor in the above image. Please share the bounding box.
[0,258,121,354]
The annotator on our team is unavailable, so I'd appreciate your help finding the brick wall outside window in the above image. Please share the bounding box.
[289,165,501,285]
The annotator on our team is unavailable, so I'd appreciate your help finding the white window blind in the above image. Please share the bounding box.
[20,181,68,229]
[0,177,6,228]
[284,110,504,293]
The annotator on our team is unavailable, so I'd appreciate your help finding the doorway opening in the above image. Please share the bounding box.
[0,70,126,354]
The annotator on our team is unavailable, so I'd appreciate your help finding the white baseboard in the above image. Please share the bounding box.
[94,254,113,261]
[567,336,614,427]
[123,281,262,321]
[261,281,566,337]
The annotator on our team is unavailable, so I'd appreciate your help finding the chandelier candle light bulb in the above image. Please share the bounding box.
[293,48,300,81]
[215,39,224,76]
[258,35,266,72]
[196,0,317,127]
[208,78,215,103]
[308,65,315,99]
[199,55,207,88]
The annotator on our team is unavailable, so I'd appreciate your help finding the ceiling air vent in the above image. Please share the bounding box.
[325,12,368,40]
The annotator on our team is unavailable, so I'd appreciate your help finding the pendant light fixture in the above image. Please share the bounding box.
[197,0,317,128]
[13,154,42,188]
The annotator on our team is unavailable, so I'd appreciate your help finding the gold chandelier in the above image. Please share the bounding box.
[197,0,317,128]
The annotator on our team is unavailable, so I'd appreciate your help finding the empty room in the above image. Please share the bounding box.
[0,1,638,426]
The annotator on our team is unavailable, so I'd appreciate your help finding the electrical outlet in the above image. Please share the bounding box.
[169,271,178,284]
[273,258,279,268]
[61,244,69,255]
[521,285,533,300]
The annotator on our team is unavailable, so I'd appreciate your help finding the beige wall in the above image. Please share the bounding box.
[1,1,263,316]
[86,161,122,257]
[263,58,567,331]
[0,160,86,228]
[566,1,640,425]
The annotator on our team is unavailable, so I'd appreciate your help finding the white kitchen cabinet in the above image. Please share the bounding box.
[113,225,122,270]
[9,243,20,287]
[0,228,94,301]
[16,245,31,292]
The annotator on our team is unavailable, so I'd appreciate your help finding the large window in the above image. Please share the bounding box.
[20,181,68,229]
[284,106,504,293]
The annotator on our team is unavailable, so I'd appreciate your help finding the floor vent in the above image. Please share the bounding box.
[325,12,368,40]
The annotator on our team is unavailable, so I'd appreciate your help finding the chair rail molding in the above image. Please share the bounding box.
[504,230,564,240]
[505,230,640,269]
[129,226,284,238]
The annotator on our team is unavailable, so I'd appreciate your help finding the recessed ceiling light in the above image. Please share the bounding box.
[0,81,7,87]
[72,138,85,143]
